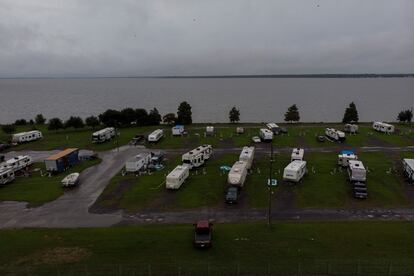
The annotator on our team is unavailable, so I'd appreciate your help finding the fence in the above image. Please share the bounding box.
[3,259,414,275]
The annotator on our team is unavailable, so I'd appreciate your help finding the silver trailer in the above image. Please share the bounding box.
[125,153,152,173]
[239,146,255,169]
[227,161,248,188]
[344,124,359,134]
[166,164,190,189]
[1,155,33,172]
[148,129,164,142]
[283,160,307,182]
[373,122,395,134]
[182,145,213,169]
[92,127,115,143]
[402,159,414,182]
[0,168,15,185]
[291,148,304,162]
[12,130,42,144]
[325,128,346,142]
[259,128,273,142]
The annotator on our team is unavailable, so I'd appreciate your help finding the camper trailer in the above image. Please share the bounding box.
[283,160,307,183]
[148,129,164,142]
[172,125,185,136]
[338,150,358,167]
[125,153,151,173]
[182,145,213,169]
[266,123,280,135]
[239,146,255,169]
[373,122,395,134]
[166,164,190,189]
[0,168,15,185]
[1,155,33,172]
[402,159,414,182]
[325,128,346,142]
[348,160,367,183]
[227,161,248,188]
[344,124,359,134]
[236,127,244,134]
[11,130,42,144]
[92,127,115,143]
[206,126,215,136]
[291,148,304,162]
[259,129,273,142]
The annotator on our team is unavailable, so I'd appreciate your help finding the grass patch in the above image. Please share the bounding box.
[0,159,101,206]
[98,153,239,212]
[1,222,414,274]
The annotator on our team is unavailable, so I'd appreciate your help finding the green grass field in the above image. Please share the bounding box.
[1,222,414,275]
[97,150,410,212]
[1,123,412,152]
[0,159,101,206]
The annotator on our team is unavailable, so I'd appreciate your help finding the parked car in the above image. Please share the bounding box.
[193,220,213,248]
[225,186,238,204]
[317,136,325,142]
[151,151,165,164]
[252,136,261,143]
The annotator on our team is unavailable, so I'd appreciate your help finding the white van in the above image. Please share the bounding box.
[148,129,164,142]
[166,165,190,189]
[283,160,307,182]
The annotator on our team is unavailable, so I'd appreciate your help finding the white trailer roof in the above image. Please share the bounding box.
[126,153,150,163]
[285,160,306,171]
[149,129,163,137]
[12,130,41,137]
[260,128,273,134]
[349,160,365,170]
[240,146,254,159]
[291,148,304,158]
[266,123,279,128]
[93,127,114,136]
[167,165,189,179]
[403,159,414,169]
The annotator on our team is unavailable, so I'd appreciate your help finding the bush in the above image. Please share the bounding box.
[1,124,16,134]
[48,118,64,131]
[64,116,85,129]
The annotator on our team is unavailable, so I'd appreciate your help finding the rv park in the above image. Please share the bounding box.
[1,120,414,274]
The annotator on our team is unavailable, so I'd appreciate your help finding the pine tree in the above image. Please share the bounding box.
[342,102,359,123]
[229,106,240,123]
[284,104,300,122]
[177,101,192,125]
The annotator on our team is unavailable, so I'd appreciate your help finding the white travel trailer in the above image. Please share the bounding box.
[125,153,151,173]
[338,150,358,167]
[266,123,280,134]
[0,168,15,185]
[239,146,255,169]
[373,122,395,134]
[166,164,190,189]
[12,130,42,144]
[148,129,164,142]
[92,127,115,143]
[228,161,248,188]
[172,125,185,136]
[402,159,414,182]
[1,155,33,172]
[283,160,307,183]
[325,128,346,142]
[344,124,359,134]
[291,148,304,162]
[206,126,215,136]
[259,128,273,142]
[182,145,213,169]
[348,160,367,183]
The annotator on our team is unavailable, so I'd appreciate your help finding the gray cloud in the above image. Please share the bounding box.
[0,0,413,77]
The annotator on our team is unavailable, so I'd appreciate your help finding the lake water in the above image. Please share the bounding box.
[0,78,413,123]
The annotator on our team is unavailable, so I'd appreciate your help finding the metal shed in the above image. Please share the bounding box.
[45,148,79,172]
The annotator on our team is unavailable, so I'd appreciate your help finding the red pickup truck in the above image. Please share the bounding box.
[193,220,212,248]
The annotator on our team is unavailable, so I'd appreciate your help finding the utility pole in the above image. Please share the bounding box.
[267,142,274,226]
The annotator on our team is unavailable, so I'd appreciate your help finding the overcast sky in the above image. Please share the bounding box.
[1,0,413,77]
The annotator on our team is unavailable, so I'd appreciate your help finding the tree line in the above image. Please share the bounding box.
[1,101,412,134]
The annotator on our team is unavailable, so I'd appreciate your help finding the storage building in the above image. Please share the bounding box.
[45,148,79,172]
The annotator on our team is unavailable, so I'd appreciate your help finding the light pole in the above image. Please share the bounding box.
[268,142,274,226]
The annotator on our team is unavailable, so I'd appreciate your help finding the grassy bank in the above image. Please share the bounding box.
[1,123,413,152]
[0,159,101,206]
[96,151,409,212]
[1,222,414,274]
